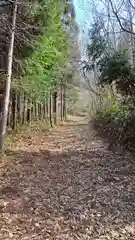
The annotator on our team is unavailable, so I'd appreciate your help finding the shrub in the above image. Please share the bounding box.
[93,100,135,151]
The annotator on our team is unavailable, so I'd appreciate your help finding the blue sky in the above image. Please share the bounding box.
[73,0,92,58]
[73,0,86,25]
[73,0,92,30]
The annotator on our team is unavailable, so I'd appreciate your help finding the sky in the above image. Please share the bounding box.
[73,0,92,27]
[73,0,135,61]
[73,0,92,59]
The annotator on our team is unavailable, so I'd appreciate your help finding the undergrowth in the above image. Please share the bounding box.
[4,120,50,152]
[92,98,135,152]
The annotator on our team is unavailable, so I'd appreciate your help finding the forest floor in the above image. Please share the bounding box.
[0,116,135,239]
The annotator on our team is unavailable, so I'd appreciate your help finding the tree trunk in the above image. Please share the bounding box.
[17,94,21,125]
[11,91,17,130]
[0,0,17,150]
[34,102,38,121]
[36,102,39,121]
[43,99,46,119]
[53,87,57,125]
[46,97,49,118]
[63,84,67,121]
[27,98,31,124]
[40,104,42,120]
[31,100,34,121]
[7,98,11,128]
[127,0,134,67]
[60,84,63,121]
[38,103,41,120]
[49,94,53,127]
[22,93,27,124]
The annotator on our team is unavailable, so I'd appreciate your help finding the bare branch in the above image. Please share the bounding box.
[129,0,135,9]
[108,0,135,35]
[81,67,103,96]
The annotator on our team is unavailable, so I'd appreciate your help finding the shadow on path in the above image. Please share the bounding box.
[0,121,135,239]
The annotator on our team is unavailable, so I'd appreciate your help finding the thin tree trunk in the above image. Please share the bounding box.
[27,98,31,124]
[40,104,42,120]
[63,84,67,121]
[7,98,11,128]
[49,93,53,127]
[36,102,39,121]
[0,0,17,150]
[43,99,46,119]
[46,97,49,118]
[53,86,57,125]
[20,95,23,125]
[22,94,25,124]
[22,93,27,124]
[60,84,63,121]
[127,0,134,67]
[38,103,41,120]
[31,100,34,121]
[12,91,17,130]
[34,102,38,121]
[17,94,21,125]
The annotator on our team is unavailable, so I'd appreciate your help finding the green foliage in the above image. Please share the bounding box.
[99,101,135,124]
[87,22,106,61]
[86,22,135,96]
[99,51,135,95]
[16,0,70,102]
[94,100,135,150]
[87,22,135,151]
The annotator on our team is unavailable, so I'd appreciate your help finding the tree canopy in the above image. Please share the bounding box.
[0,0,72,101]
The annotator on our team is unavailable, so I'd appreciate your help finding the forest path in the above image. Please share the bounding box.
[0,117,135,239]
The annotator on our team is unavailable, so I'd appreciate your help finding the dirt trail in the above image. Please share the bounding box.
[0,117,135,239]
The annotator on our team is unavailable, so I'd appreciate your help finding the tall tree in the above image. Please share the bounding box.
[0,0,18,150]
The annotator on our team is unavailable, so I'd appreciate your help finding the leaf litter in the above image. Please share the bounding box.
[0,118,135,239]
